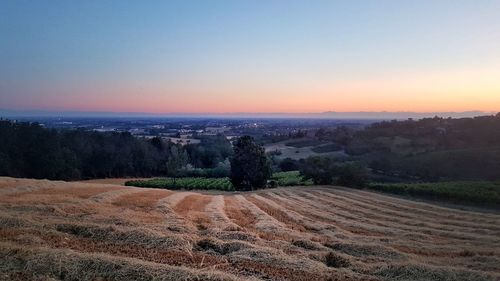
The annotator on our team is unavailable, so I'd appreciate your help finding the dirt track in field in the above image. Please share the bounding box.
[0,177,499,281]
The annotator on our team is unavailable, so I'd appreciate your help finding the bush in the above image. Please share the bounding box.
[336,163,369,188]
[268,180,278,188]
[299,156,369,187]
[272,171,312,186]
[177,160,230,178]
[299,156,337,185]
[278,158,299,171]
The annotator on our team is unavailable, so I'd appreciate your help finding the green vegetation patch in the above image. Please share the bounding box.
[271,171,313,186]
[369,181,500,206]
[125,177,234,191]
[311,143,342,153]
[126,172,313,191]
[285,139,327,148]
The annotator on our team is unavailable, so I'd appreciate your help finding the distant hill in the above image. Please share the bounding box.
[0,109,493,120]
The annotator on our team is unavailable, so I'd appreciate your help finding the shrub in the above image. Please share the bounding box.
[299,156,337,185]
[271,171,312,186]
[278,157,299,171]
[336,163,369,188]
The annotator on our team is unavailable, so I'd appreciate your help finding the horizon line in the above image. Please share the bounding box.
[1,109,497,120]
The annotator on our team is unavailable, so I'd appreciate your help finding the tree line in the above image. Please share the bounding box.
[0,120,232,181]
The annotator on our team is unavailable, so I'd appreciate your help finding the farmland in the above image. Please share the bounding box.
[264,139,346,160]
[125,177,234,191]
[124,172,312,191]
[1,177,500,280]
[369,181,500,206]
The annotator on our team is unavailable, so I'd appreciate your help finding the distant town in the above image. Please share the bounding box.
[8,116,374,146]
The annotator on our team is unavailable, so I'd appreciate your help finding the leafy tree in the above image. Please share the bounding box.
[279,157,299,171]
[300,156,369,187]
[299,156,336,185]
[230,136,271,190]
[336,163,369,188]
[166,145,189,178]
[185,135,232,168]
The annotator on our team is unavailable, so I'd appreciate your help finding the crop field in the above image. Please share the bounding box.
[125,177,235,191]
[369,181,500,206]
[125,172,312,191]
[265,140,346,160]
[1,177,499,281]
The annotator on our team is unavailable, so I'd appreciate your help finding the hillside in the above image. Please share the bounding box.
[1,177,499,280]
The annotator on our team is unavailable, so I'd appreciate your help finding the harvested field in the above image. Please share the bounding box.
[0,177,499,281]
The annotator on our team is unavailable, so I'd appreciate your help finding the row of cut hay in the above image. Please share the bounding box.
[111,189,173,210]
[222,196,260,239]
[266,191,409,263]
[157,191,198,207]
[319,187,500,230]
[204,195,241,232]
[0,224,231,272]
[313,190,500,235]
[264,192,339,235]
[280,189,500,273]
[247,194,309,233]
[275,190,394,239]
[88,187,144,203]
[373,262,498,281]
[0,242,244,281]
[263,191,349,239]
[54,222,191,251]
[154,193,197,233]
[326,186,500,222]
[171,194,213,231]
[305,190,500,243]
[0,187,125,205]
[0,212,192,253]
[294,189,487,243]
[232,195,295,241]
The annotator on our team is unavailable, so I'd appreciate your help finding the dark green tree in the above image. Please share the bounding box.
[166,145,189,178]
[230,136,271,190]
[336,163,369,188]
[300,156,370,187]
[279,157,299,171]
[299,156,336,184]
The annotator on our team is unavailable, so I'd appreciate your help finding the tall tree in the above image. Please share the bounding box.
[230,136,271,190]
[166,145,189,178]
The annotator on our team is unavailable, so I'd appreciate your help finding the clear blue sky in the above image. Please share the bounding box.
[1,0,499,113]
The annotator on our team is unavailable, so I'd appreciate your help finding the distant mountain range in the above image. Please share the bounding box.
[0,109,495,120]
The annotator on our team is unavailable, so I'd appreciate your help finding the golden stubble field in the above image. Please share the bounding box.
[0,177,499,281]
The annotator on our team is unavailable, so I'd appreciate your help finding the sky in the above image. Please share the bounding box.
[1,0,500,114]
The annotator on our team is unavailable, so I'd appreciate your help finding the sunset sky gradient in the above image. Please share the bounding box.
[1,0,499,114]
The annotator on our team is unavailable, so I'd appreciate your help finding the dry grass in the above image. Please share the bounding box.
[0,177,499,281]
[246,195,307,232]
[173,194,213,230]
[111,189,173,210]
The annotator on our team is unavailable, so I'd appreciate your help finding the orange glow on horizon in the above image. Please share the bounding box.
[5,65,500,114]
